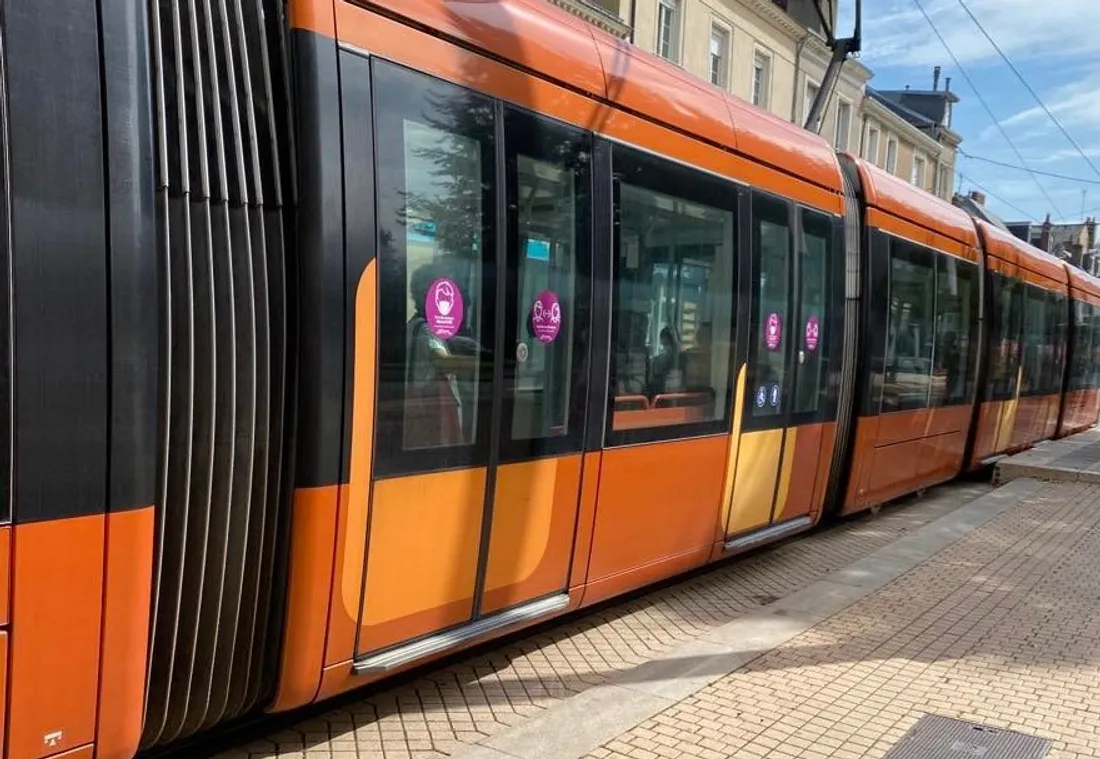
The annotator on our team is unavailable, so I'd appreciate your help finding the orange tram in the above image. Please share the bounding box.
[3,1,1100,758]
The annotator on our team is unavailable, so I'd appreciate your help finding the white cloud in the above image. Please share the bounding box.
[855,0,1100,69]
[998,68,1100,132]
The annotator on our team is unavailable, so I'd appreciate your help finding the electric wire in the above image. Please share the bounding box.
[956,0,1100,182]
[958,150,1100,186]
[910,0,1065,220]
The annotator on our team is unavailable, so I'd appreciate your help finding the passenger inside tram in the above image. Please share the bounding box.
[403,261,484,450]
[647,325,684,396]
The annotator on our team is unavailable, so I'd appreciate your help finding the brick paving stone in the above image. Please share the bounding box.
[222,482,989,759]
[578,481,1100,759]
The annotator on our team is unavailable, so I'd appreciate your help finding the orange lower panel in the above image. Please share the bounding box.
[481,455,582,614]
[9,515,105,759]
[0,526,9,625]
[581,545,711,608]
[0,631,7,753]
[587,437,726,585]
[325,259,379,667]
[96,506,155,759]
[357,468,486,654]
[969,400,1002,466]
[39,747,93,759]
[808,422,838,521]
[313,588,586,706]
[1009,396,1045,450]
[774,424,825,523]
[270,486,340,713]
[843,417,878,512]
[568,453,602,590]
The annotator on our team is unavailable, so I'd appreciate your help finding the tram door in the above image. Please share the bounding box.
[355,62,593,660]
[725,196,838,541]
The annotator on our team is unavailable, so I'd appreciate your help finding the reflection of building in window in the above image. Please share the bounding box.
[512,153,579,441]
[611,153,735,433]
[752,195,790,418]
[883,248,934,411]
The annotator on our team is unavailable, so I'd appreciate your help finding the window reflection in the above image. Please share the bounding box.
[752,196,790,417]
[610,150,734,433]
[374,61,494,469]
[883,245,935,411]
[794,210,830,414]
[988,274,1023,400]
[511,147,583,441]
[931,255,977,406]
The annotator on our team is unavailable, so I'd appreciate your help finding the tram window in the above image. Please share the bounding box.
[882,241,935,412]
[932,254,978,406]
[1044,290,1067,394]
[609,146,735,435]
[988,274,1024,400]
[1021,285,1047,395]
[863,230,891,415]
[1086,301,1095,387]
[793,209,830,415]
[373,62,495,471]
[504,109,590,446]
[751,195,791,418]
[1047,292,1064,393]
[1070,299,1091,391]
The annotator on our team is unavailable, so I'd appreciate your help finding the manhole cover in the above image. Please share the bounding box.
[883,715,1050,759]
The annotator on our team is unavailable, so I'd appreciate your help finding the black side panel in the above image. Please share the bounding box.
[339,48,374,478]
[0,3,14,525]
[821,155,863,519]
[7,1,109,523]
[961,224,989,466]
[735,188,753,397]
[101,0,160,514]
[293,28,345,487]
[582,138,612,453]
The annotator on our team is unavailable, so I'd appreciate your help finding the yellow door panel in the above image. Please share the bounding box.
[726,428,783,537]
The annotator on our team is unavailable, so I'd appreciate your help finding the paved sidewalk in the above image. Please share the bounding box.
[572,477,1100,759]
[222,481,993,759]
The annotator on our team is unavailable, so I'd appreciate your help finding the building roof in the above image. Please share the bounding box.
[953,191,1009,231]
[1050,223,1088,251]
[867,87,961,146]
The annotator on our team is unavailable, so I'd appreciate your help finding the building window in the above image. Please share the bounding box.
[912,153,926,188]
[864,125,880,162]
[709,24,729,88]
[752,50,771,109]
[886,137,898,173]
[657,0,681,63]
[834,100,851,151]
[937,165,952,198]
[804,81,820,124]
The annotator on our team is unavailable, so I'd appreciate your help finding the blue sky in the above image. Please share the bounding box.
[837,0,1100,224]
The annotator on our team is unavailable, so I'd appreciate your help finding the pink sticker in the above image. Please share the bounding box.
[765,312,782,351]
[531,291,562,344]
[805,314,820,352]
[425,277,464,339]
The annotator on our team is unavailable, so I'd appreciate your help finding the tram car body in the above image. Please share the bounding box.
[0,1,1097,758]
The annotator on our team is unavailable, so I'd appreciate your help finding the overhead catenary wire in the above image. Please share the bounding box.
[910,0,1066,221]
[955,0,1100,183]
[956,170,1037,220]
[958,150,1100,186]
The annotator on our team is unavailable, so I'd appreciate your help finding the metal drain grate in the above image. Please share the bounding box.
[883,715,1051,759]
